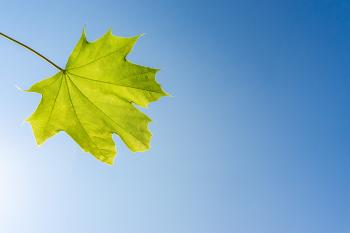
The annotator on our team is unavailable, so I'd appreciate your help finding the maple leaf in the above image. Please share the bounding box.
[26,30,167,164]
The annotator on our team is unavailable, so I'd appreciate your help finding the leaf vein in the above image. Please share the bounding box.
[64,75,103,155]
[68,72,163,94]
[67,44,131,70]
[43,73,64,130]
[66,74,148,148]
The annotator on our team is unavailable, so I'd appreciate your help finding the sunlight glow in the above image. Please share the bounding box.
[0,141,26,222]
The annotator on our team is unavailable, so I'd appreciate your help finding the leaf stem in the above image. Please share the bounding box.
[0,32,64,71]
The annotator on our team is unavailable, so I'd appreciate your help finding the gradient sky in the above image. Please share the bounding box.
[0,0,349,232]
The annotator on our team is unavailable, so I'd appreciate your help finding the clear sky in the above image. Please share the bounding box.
[0,0,349,232]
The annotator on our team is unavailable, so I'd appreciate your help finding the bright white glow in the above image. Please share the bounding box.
[0,140,27,225]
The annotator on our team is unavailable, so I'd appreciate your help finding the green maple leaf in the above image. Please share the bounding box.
[23,30,167,165]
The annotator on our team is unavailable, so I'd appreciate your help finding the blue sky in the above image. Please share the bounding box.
[0,0,349,232]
